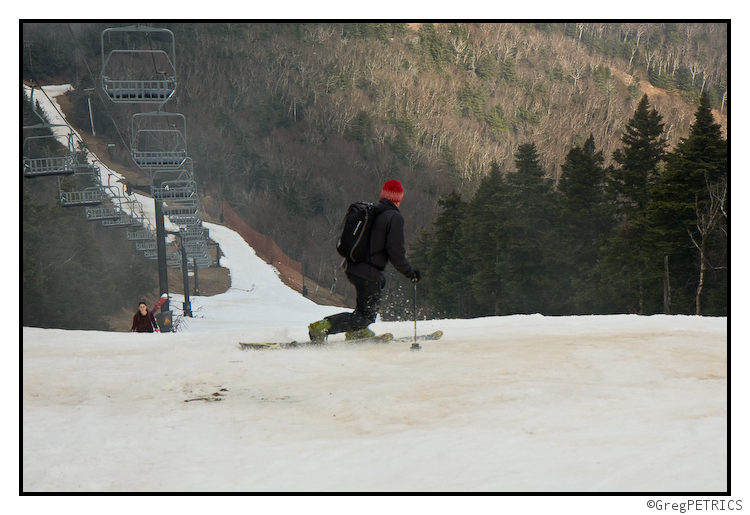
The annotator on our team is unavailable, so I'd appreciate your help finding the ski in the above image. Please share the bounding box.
[152,293,168,313]
[345,333,393,345]
[239,341,299,350]
[394,330,443,342]
[238,332,438,351]
[239,333,393,351]
[143,294,169,333]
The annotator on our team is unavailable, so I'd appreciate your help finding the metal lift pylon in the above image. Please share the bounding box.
[101,24,212,324]
[101,24,178,317]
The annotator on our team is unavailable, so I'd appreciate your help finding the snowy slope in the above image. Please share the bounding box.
[21,86,736,505]
[23,314,727,495]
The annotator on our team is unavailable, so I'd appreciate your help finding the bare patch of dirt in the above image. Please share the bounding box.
[612,67,727,138]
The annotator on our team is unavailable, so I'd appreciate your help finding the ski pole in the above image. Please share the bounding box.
[411,279,421,351]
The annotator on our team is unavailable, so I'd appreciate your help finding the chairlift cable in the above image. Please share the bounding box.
[64,23,132,154]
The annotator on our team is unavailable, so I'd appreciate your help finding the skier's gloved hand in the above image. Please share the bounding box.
[411,269,421,283]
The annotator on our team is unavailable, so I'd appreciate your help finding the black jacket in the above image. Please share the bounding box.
[345,199,416,284]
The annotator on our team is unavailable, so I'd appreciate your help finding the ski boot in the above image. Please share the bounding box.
[308,319,331,344]
[345,327,376,341]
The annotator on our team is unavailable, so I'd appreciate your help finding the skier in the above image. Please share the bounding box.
[308,179,420,343]
[130,301,160,333]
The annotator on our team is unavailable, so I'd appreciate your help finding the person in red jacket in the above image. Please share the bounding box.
[130,301,160,333]
[308,179,419,343]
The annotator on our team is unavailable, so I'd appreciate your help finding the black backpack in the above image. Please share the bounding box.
[336,201,381,264]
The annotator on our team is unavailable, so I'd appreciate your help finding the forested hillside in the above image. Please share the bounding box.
[22,22,727,324]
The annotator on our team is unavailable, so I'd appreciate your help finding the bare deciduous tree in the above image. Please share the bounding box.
[687,174,727,315]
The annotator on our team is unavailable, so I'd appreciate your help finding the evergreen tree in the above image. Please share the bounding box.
[486,104,510,135]
[23,193,156,330]
[23,194,108,329]
[648,92,728,314]
[461,160,509,315]
[475,53,498,80]
[424,190,474,317]
[556,134,610,313]
[607,95,667,215]
[594,216,661,314]
[458,82,488,119]
[501,143,559,313]
[559,135,606,225]
[417,23,451,69]
[596,96,668,314]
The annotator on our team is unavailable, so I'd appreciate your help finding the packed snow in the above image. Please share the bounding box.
[21,85,738,508]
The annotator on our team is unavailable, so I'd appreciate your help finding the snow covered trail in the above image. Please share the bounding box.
[174,222,341,337]
[23,314,727,493]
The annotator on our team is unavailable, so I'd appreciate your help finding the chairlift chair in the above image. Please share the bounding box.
[60,187,105,207]
[101,197,147,227]
[59,162,105,207]
[126,228,157,241]
[179,224,208,239]
[23,87,78,178]
[151,179,197,200]
[22,134,76,178]
[101,25,177,105]
[85,205,122,222]
[130,111,188,173]
[83,170,130,219]
[136,241,158,251]
[166,251,183,269]
[162,192,201,227]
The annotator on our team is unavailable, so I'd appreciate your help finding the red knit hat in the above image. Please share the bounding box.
[380,179,404,203]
